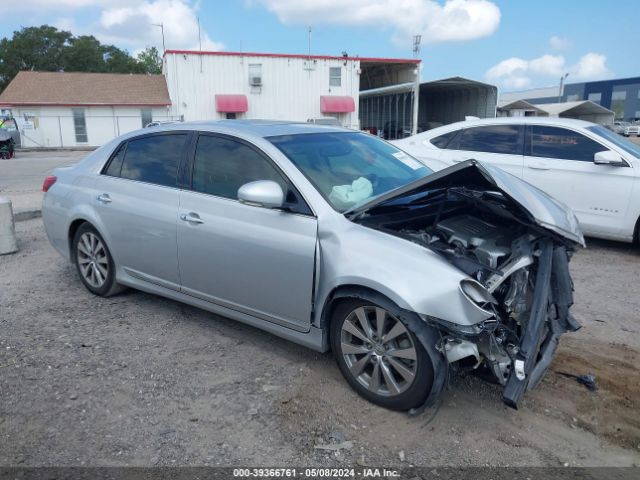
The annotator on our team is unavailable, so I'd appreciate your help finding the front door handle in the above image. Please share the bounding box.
[527,163,550,171]
[180,212,204,224]
[97,193,112,204]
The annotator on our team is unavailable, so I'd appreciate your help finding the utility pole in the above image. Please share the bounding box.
[558,73,569,102]
[152,23,166,53]
[412,35,422,58]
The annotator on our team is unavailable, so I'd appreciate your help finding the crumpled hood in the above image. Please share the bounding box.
[348,160,585,246]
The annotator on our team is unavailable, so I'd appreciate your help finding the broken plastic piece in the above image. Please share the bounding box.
[556,371,598,391]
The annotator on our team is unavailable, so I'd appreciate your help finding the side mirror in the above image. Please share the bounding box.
[237,180,284,208]
[594,150,626,166]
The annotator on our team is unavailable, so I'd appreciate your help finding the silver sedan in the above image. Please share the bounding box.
[42,121,583,411]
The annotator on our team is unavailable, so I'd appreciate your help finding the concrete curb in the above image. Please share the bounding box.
[15,209,42,222]
[16,147,97,153]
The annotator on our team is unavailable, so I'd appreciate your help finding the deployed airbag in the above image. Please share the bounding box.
[329,177,373,210]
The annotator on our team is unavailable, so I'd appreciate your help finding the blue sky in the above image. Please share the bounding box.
[2,0,638,91]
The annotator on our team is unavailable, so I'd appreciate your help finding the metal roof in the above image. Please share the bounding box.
[535,100,613,116]
[149,119,350,138]
[164,49,421,64]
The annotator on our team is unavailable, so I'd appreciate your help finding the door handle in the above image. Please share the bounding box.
[527,163,550,171]
[97,193,112,204]
[180,212,204,224]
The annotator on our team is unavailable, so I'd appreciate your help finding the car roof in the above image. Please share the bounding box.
[148,119,349,138]
[430,116,598,132]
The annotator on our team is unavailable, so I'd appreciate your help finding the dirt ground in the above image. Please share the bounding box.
[1,219,639,467]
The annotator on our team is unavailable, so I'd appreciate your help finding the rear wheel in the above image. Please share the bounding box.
[73,223,123,297]
[330,299,434,411]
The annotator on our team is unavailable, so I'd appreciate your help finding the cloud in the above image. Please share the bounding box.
[256,0,501,45]
[97,1,223,52]
[485,57,531,89]
[549,35,571,50]
[571,53,611,79]
[486,52,611,89]
[529,54,565,76]
[3,0,223,53]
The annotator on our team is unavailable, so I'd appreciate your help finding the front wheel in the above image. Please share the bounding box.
[330,299,435,411]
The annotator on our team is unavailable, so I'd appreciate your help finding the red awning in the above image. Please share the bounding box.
[320,95,355,113]
[215,94,248,113]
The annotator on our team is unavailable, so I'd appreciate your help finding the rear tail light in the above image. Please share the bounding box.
[42,175,57,192]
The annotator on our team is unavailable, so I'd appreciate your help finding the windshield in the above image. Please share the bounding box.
[587,125,640,158]
[268,132,432,212]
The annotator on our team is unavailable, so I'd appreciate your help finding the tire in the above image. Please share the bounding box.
[72,223,124,297]
[330,298,435,411]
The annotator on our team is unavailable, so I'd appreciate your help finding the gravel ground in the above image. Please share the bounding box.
[1,219,639,468]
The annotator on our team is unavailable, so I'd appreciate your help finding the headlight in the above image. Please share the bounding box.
[459,279,497,308]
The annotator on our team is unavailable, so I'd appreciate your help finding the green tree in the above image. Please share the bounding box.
[0,25,163,93]
[64,35,106,72]
[136,46,163,74]
[0,25,72,91]
[103,46,145,73]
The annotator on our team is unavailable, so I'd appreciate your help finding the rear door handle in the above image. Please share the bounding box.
[97,193,112,204]
[180,212,204,224]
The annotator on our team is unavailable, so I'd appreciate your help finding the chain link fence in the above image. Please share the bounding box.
[8,113,181,149]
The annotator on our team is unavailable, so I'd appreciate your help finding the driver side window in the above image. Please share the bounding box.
[192,135,288,199]
[528,125,605,162]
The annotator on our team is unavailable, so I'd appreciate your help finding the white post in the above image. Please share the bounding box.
[0,197,19,255]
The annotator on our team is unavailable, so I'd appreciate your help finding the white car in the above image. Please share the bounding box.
[393,117,640,243]
[623,122,640,137]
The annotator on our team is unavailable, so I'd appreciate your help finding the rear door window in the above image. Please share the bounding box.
[458,125,523,155]
[119,134,187,187]
[528,125,606,162]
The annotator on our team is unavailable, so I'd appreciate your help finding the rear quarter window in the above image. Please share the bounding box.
[429,130,459,149]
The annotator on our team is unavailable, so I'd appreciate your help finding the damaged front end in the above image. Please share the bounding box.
[348,160,584,409]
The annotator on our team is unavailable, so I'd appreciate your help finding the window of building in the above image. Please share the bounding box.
[612,90,627,100]
[529,125,604,162]
[248,64,262,86]
[329,67,342,87]
[119,134,187,187]
[458,125,523,155]
[566,94,580,102]
[141,108,153,128]
[72,108,88,143]
[429,130,460,149]
[587,92,602,104]
[611,89,627,119]
[192,135,287,199]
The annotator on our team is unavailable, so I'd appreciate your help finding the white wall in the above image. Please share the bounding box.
[164,53,361,128]
[12,105,172,147]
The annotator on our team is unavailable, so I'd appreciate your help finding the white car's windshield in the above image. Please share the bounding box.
[269,132,432,212]
[587,125,640,158]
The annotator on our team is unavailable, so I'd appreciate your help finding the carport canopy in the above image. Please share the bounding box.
[536,100,614,124]
[215,94,248,113]
[497,99,546,115]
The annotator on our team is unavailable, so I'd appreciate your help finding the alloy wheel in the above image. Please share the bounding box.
[76,232,109,289]
[340,306,418,397]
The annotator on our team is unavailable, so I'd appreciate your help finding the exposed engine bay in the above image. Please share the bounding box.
[352,177,582,409]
